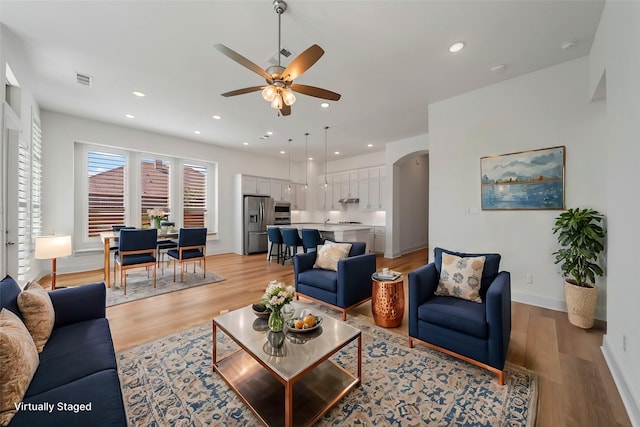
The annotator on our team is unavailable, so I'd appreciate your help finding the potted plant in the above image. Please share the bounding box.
[552,207,606,328]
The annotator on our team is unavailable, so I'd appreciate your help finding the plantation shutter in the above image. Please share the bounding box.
[183,163,206,228]
[140,158,170,226]
[87,151,126,237]
[31,115,43,244]
[17,140,31,281]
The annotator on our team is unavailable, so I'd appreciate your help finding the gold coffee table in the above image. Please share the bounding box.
[212,304,362,427]
[371,272,405,328]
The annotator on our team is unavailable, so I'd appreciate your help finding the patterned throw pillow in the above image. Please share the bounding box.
[313,242,353,271]
[17,281,55,353]
[435,253,486,303]
[0,309,40,426]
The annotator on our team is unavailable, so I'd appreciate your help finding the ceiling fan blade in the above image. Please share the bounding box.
[215,44,273,83]
[280,104,291,116]
[290,84,341,101]
[282,44,324,82]
[221,86,264,97]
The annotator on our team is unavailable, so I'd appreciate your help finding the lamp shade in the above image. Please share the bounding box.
[35,235,72,260]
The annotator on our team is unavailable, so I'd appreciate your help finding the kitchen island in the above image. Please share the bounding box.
[291,223,371,245]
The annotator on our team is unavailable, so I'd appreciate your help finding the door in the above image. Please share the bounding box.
[2,106,22,278]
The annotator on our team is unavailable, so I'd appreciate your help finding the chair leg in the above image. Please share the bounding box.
[173,259,177,282]
[153,264,157,289]
[123,271,127,295]
[203,258,206,278]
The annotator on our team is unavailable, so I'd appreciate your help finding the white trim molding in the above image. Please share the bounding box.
[602,335,640,427]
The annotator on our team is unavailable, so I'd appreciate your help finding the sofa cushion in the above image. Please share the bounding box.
[0,275,23,321]
[314,242,352,271]
[26,318,117,397]
[17,281,55,352]
[12,370,127,426]
[435,253,485,303]
[0,309,40,426]
[298,269,337,293]
[433,247,501,295]
[418,295,488,339]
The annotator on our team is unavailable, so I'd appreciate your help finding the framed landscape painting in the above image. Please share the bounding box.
[481,146,565,210]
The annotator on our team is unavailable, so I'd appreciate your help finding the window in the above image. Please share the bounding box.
[183,163,207,228]
[87,150,126,237]
[17,139,31,280]
[140,157,170,226]
[76,142,216,246]
[31,115,43,243]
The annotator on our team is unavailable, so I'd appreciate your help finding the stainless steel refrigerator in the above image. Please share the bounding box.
[243,195,275,254]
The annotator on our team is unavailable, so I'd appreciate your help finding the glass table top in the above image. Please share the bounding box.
[214,303,361,381]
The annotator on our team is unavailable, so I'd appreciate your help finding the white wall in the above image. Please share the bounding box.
[41,111,292,273]
[428,57,607,314]
[591,2,640,424]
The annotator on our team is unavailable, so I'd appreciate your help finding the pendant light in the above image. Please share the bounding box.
[304,132,309,190]
[323,126,329,189]
[287,138,292,193]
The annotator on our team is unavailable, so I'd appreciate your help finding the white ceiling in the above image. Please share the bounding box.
[1,0,604,162]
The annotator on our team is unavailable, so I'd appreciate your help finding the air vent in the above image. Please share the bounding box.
[76,72,92,87]
[267,48,295,66]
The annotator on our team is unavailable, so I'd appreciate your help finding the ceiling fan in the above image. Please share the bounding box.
[215,0,341,116]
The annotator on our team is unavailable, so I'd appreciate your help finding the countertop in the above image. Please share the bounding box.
[287,223,374,232]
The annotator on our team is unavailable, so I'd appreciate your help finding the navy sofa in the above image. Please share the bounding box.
[294,241,376,320]
[0,275,127,426]
[408,247,511,384]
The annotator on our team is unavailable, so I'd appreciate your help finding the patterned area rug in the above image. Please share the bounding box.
[117,302,538,426]
[106,268,225,307]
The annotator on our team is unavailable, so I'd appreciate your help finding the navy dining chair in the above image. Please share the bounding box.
[114,228,158,295]
[167,228,207,282]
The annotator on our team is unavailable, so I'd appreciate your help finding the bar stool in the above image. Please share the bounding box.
[301,228,325,253]
[281,228,304,264]
[267,227,284,264]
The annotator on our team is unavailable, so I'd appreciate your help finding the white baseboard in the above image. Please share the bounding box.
[511,290,607,320]
[602,335,640,427]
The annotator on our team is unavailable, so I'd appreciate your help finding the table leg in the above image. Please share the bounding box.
[212,320,218,367]
[103,237,111,287]
[285,381,293,427]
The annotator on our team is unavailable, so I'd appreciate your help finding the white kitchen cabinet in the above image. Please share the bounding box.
[373,226,386,254]
[318,183,330,210]
[242,175,270,196]
[291,183,307,210]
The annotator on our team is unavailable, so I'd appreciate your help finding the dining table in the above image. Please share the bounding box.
[99,229,178,287]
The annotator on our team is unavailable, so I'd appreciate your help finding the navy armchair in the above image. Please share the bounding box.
[294,241,376,320]
[408,247,511,384]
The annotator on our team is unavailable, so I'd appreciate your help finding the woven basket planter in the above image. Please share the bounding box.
[564,280,598,329]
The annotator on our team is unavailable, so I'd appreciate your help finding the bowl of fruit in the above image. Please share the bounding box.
[286,313,323,333]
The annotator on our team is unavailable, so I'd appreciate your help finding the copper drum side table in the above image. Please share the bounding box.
[371,272,405,327]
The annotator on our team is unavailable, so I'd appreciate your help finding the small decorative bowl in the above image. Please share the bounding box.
[252,303,271,319]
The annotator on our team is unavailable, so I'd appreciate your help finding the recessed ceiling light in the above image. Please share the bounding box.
[490,64,507,73]
[280,150,286,154]
[125,114,135,119]
[308,157,313,160]
[212,115,222,120]
[334,151,340,155]
[367,144,373,147]
[448,41,465,53]
[321,103,329,108]
[194,130,201,135]
[243,142,249,146]
[266,131,274,136]
[560,40,576,51]
[132,91,146,97]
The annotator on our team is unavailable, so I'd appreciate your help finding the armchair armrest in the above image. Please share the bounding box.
[294,252,317,291]
[408,263,438,337]
[485,271,511,369]
[49,282,106,328]
[336,253,377,308]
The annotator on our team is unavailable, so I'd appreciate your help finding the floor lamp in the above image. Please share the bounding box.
[35,234,72,290]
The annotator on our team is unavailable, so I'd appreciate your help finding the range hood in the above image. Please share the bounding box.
[338,198,359,204]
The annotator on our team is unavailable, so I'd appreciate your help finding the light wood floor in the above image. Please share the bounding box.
[46,249,631,426]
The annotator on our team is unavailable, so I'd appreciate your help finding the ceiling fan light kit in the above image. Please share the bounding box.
[215,0,340,116]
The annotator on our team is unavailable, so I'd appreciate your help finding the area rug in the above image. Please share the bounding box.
[117,303,538,426]
[106,268,225,307]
